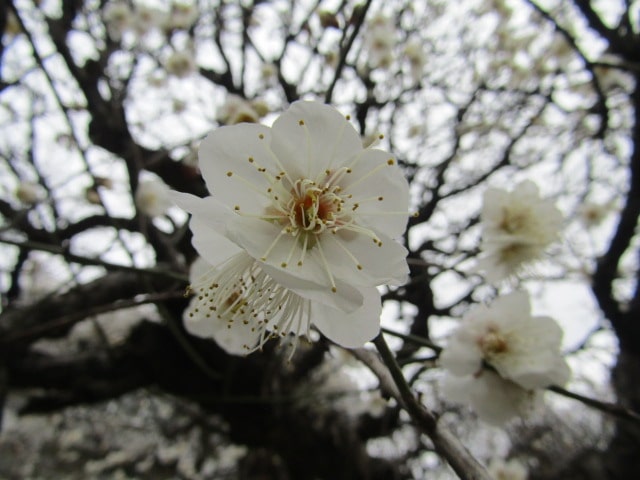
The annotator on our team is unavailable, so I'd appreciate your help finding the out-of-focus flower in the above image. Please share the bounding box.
[260,63,278,84]
[135,175,172,217]
[441,291,570,390]
[364,13,396,69]
[165,50,196,78]
[442,371,542,426]
[166,1,199,30]
[578,200,614,229]
[103,1,133,41]
[15,181,46,205]
[487,458,529,480]
[403,37,426,83]
[294,347,387,417]
[174,101,410,353]
[133,5,167,36]
[476,180,563,282]
[216,95,263,125]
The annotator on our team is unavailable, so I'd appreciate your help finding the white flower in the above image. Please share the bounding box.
[477,180,563,282]
[165,51,196,78]
[174,101,410,351]
[135,175,172,217]
[167,1,199,30]
[103,1,133,41]
[15,181,46,205]
[487,458,529,480]
[133,5,167,36]
[442,371,542,426]
[578,201,613,229]
[217,95,262,125]
[403,37,426,82]
[364,13,396,69]
[440,291,570,390]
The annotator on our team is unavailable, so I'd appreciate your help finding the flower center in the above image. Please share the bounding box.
[287,177,345,234]
[499,207,529,234]
[478,327,509,359]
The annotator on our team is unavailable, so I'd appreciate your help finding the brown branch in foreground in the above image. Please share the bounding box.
[353,334,492,480]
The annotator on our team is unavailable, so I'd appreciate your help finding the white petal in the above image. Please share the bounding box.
[342,148,410,239]
[198,123,276,212]
[189,218,243,268]
[227,216,338,286]
[443,372,541,426]
[184,307,261,355]
[269,101,363,180]
[491,291,531,323]
[171,191,231,227]
[172,192,247,268]
[440,338,483,376]
[321,230,409,286]
[311,286,381,347]
[262,263,364,312]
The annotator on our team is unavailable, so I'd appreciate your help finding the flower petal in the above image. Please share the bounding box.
[311,286,381,347]
[269,101,363,180]
[227,216,339,285]
[343,148,410,239]
[172,192,242,265]
[198,123,277,213]
[321,230,409,286]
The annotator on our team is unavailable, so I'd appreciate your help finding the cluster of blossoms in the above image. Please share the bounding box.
[476,180,564,283]
[175,101,410,355]
[103,1,198,41]
[440,291,570,425]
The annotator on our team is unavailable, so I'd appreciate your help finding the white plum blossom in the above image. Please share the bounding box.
[174,101,410,353]
[135,175,172,217]
[442,371,542,426]
[578,200,614,229]
[364,13,396,69]
[103,1,133,41]
[476,180,564,282]
[133,5,167,36]
[403,37,426,83]
[216,95,265,125]
[487,458,529,480]
[166,1,199,30]
[15,181,46,205]
[440,291,570,424]
[441,291,570,389]
[165,50,196,78]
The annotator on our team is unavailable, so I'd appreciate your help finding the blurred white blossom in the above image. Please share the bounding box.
[440,291,569,424]
[476,180,564,282]
[487,457,529,480]
[166,1,199,30]
[15,181,46,205]
[442,371,542,426]
[102,1,133,41]
[135,175,172,217]
[216,95,267,125]
[364,13,396,69]
[165,50,197,78]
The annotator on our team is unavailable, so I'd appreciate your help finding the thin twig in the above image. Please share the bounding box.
[358,334,492,480]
